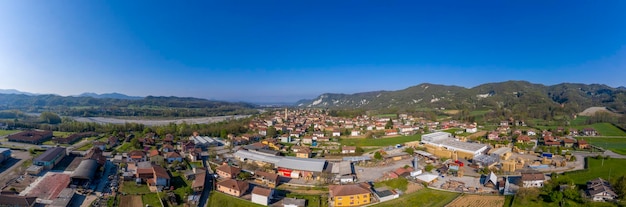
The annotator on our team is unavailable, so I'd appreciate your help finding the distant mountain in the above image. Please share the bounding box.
[0,89,38,96]
[296,81,626,116]
[0,93,258,117]
[78,92,143,100]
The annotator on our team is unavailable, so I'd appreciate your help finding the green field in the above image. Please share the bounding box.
[374,177,408,191]
[76,143,94,151]
[142,193,162,207]
[208,191,264,207]
[339,134,421,146]
[120,181,151,194]
[563,157,626,186]
[570,116,589,126]
[0,130,20,136]
[579,137,626,155]
[372,188,459,207]
[574,123,626,137]
[53,131,73,137]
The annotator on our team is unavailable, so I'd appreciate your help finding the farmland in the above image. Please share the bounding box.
[575,123,626,137]
[339,134,421,146]
[579,137,626,155]
[372,188,459,207]
[562,157,626,185]
[208,191,264,207]
[120,195,143,207]
[0,129,20,136]
[446,195,505,207]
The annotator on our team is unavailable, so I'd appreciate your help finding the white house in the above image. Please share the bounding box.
[351,130,360,136]
[527,131,537,136]
[251,186,273,206]
[521,172,545,188]
[332,131,341,137]
[466,127,477,133]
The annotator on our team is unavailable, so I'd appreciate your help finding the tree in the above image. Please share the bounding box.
[425,164,434,172]
[130,138,140,149]
[613,175,626,199]
[404,147,415,155]
[40,112,61,124]
[266,126,277,138]
[237,171,252,180]
[385,119,393,129]
[355,147,364,154]
[374,151,383,160]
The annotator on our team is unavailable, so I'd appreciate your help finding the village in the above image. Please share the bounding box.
[0,108,624,207]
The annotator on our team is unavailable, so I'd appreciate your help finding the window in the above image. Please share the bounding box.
[337,197,342,200]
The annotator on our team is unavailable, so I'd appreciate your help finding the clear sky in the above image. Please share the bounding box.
[1,1,625,102]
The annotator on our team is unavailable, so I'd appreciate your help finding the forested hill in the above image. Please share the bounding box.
[296,81,626,118]
[0,94,258,117]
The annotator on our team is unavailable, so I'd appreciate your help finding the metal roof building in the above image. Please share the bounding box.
[71,159,99,181]
[277,157,327,172]
[234,150,327,172]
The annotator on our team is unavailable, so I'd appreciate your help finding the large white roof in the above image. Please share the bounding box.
[233,150,327,172]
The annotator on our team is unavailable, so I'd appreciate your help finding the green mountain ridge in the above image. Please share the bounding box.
[0,94,258,117]
[296,81,626,116]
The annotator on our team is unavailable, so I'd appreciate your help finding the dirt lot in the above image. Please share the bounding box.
[578,107,621,116]
[446,195,505,207]
[120,195,143,207]
[0,150,33,190]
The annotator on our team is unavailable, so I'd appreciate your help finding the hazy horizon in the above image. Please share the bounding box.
[1,1,625,102]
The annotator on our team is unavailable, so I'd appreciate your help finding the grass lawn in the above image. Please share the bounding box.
[0,129,20,136]
[374,177,408,191]
[208,191,264,207]
[339,134,421,146]
[171,171,192,202]
[120,181,151,194]
[372,188,459,207]
[42,140,56,145]
[589,123,626,136]
[570,116,589,126]
[578,137,626,155]
[53,131,73,137]
[562,157,626,186]
[142,193,162,207]
[117,142,136,151]
[76,143,94,151]
[286,193,328,207]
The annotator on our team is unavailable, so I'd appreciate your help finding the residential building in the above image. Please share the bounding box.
[192,172,206,193]
[128,150,147,162]
[341,146,356,154]
[251,186,273,206]
[33,147,66,170]
[216,179,249,197]
[254,171,279,188]
[521,172,545,188]
[587,178,618,202]
[283,198,306,207]
[165,152,183,163]
[295,147,311,158]
[329,183,372,207]
[216,164,241,179]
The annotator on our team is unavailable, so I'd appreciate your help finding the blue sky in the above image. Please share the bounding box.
[0,1,625,102]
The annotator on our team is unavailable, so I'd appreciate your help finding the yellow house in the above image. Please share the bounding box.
[261,139,281,151]
[329,184,372,207]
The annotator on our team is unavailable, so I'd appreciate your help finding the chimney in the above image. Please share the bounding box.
[413,156,419,169]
